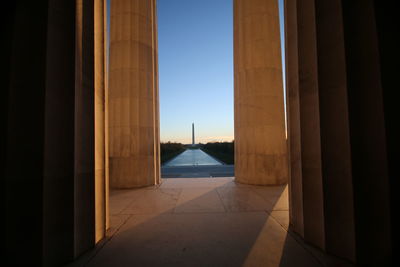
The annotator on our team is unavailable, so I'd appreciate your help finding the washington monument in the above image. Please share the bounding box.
[192,123,195,146]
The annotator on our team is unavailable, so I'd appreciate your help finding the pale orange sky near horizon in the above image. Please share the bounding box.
[161,135,234,144]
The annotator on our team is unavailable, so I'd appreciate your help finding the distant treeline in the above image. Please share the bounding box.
[160,142,186,164]
[200,141,234,165]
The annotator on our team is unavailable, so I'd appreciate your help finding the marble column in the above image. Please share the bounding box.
[284,0,304,237]
[286,0,392,263]
[109,0,160,188]
[289,0,357,259]
[341,1,391,264]
[374,1,397,261]
[234,0,288,185]
[94,0,107,243]
[6,0,99,265]
[74,0,96,256]
[314,0,355,260]
[296,0,325,250]
[104,0,111,232]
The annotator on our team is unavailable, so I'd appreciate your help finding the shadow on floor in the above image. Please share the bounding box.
[69,178,352,267]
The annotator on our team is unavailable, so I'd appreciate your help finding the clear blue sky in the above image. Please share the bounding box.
[157,0,285,144]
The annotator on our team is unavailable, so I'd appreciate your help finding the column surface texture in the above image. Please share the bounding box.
[285,0,304,237]
[6,0,98,265]
[296,0,325,250]
[285,0,392,264]
[109,0,160,188]
[234,0,288,185]
[94,0,107,243]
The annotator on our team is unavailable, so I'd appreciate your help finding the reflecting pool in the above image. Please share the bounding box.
[164,149,222,166]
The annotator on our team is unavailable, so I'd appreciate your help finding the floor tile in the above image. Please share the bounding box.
[251,185,289,211]
[160,177,234,189]
[174,188,225,213]
[121,188,181,215]
[270,210,289,230]
[77,179,332,267]
[217,186,271,212]
[87,212,321,267]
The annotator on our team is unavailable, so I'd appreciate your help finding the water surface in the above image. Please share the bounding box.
[164,149,222,166]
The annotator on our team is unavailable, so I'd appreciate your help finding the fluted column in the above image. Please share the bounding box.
[94,0,107,243]
[296,0,326,250]
[285,0,391,263]
[109,0,160,188]
[234,0,288,185]
[285,0,304,237]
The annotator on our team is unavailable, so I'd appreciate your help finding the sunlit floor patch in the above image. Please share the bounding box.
[72,178,336,267]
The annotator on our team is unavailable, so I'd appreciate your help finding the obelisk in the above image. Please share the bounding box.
[192,123,195,146]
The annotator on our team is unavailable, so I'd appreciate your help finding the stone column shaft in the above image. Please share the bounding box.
[285,0,304,237]
[74,0,96,256]
[109,0,160,188]
[286,0,391,263]
[94,0,107,243]
[296,0,325,250]
[234,0,288,185]
[6,0,99,265]
[342,1,391,264]
[314,0,355,260]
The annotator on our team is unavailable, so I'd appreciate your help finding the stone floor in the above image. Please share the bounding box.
[161,165,234,178]
[70,178,352,267]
